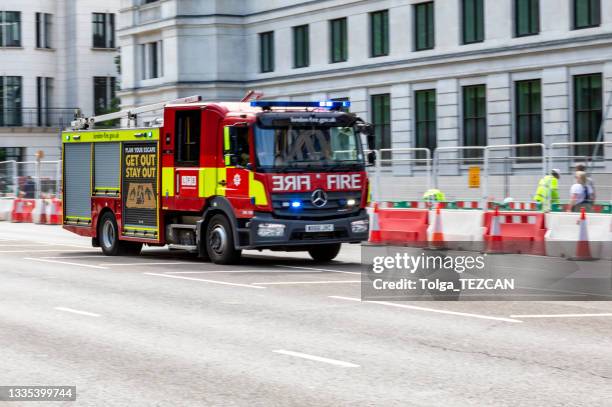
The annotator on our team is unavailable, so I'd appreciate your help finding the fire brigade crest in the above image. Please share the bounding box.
[233,173,241,187]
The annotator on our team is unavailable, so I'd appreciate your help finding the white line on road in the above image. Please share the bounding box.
[25,257,108,269]
[164,270,282,274]
[42,256,105,259]
[54,307,101,317]
[276,265,361,275]
[253,280,361,285]
[144,272,266,289]
[330,296,523,323]
[273,350,359,368]
[509,313,612,318]
[103,262,195,266]
[1,249,88,253]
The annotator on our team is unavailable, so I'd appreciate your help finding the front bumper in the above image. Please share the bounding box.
[242,210,369,249]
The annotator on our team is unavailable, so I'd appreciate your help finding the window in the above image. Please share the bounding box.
[36,13,52,48]
[371,94,391,159]
[37,77,54,127]
[140,41,163,79]
[515,0,539,37]
[0,147,23,162]
[0,76,22,126]
[0,11,21,47]
[573,0,600,29]
[370,10,389,57]
[260,31,274,73]
[574,73,602,157]
[515,80,542,157]
[415,89,436,159]
[92,13,115,48]
[93,76,116,115]
[330,18,348,63]
[175,110,201,166]
[293,25,309,68]
[462,0,484,44]
[414,2,434,51]
[463,85,487,158]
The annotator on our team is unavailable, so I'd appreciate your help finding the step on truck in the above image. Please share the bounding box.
[61,97,375,264]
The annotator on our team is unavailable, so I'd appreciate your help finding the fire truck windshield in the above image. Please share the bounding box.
[254,125,364,172]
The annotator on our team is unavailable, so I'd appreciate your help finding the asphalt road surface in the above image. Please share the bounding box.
[1,222,611,406]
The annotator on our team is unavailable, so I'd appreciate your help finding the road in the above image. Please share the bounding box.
[0,222,611,406]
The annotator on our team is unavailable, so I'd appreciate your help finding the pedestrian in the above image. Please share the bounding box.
[575,163,596,202]
[533,169,560,211]
[568,171,594,212]
[23,176,36,199]
[423,188,446,203]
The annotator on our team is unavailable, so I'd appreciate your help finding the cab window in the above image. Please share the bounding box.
[175,110,200,166]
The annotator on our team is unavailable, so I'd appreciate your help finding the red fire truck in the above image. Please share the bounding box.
[62,97,374,264]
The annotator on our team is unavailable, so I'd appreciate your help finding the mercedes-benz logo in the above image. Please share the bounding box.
[311,189,328,208]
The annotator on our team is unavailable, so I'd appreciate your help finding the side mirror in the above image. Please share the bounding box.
[367,151,377,166]
[366,134,376,151]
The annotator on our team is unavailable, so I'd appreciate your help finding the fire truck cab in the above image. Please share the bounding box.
[62,97,374,264]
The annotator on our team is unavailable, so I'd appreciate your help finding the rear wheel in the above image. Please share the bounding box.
[98,212,142,256]
[308,243,342,262]
[205,214,241,264]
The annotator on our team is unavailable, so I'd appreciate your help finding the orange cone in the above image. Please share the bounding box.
[568,208,598,261]
[430,203,446,249]
[369,203,382,244]
[486,206,505,253]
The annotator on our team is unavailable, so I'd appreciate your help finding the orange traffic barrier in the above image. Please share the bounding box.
[484,208,546,255]
[568,208,598,261]
[11,198,35,223]
[376,207,429,245]
[48,198,63,225]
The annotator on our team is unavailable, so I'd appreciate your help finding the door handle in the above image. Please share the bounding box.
[218,180,227,186]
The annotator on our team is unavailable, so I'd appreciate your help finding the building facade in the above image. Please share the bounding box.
[118,0,612,172]
[0,0,120,163]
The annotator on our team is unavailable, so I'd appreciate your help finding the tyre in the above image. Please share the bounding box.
[98,212,142,256]
[205,214,241,264]
[308,243,342,262]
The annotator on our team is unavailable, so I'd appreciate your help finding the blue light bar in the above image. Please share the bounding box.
[250,100,351,109]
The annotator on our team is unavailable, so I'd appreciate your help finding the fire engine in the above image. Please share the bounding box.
[61,96,374,264]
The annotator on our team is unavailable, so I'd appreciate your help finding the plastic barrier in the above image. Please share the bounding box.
[551,202,612,214]
[483,211,547,255]
[426,209,485,244]
[379,201,455,209]
[545,212,612,260]
[373,208,429,245]
[47,198,63,225]
[454,200,481,210]
[0,198,14,221]
[489,201,541,211]
[11,198,36,223]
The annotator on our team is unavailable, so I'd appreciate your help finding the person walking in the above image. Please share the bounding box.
[568,171,594,212]
[575,163,596,202]
[533,169,560,211]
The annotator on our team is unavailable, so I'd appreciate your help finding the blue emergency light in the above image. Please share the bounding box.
[250,100,351,109]
[291,201,302,208]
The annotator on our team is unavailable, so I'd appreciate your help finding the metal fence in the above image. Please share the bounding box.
[0,160,61,198]
[0,108,77,128]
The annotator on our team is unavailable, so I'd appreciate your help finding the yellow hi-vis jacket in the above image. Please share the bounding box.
[423,189,446,202]
[533,175,559,205]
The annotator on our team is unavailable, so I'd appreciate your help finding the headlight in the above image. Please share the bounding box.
[257,223,286,237]
[351,219,369,233]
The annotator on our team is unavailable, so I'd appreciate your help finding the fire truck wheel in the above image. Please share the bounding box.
[308,243,342,262]
[206,214,242,264]
[99,212,122,256]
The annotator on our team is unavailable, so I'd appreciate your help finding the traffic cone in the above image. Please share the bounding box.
[486,206,505,254]
[430,203,446,249]
[568,208,598,261]
[369,203,382,244]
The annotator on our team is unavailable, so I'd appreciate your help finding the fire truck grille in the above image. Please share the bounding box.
[271,191,362,220]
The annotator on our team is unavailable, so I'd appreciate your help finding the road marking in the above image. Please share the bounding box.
[54,307,101,318]
[144,272,266,289]
[273,350,359,368]
[42,256,105,259]
[253,280,361,285]
[330,296,523,323]
[509,313,612,319]
[0,244,49,247]
[164,270,281,274]
[276,265,361,275]
[25,257,108,269]
[103,262,195,266]
[1,249,88,253]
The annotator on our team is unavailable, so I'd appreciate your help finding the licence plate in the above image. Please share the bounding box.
[305,224,334,233]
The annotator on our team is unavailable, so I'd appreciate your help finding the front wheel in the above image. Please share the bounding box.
[205,214,241,264]
[308,243,342,262]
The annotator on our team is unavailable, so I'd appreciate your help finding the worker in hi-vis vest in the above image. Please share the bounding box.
[423,188,446,202]
[533,169,560,211]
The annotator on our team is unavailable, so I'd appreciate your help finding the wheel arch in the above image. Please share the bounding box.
[198,196,241,252]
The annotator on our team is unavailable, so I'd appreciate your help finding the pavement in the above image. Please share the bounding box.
[0,222,611,406]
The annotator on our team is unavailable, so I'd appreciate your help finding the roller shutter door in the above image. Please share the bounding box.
[64,143,92,220]
[94,142,120,194]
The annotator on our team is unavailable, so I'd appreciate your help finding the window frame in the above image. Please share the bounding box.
[462,0,485,45]
[462,84,487,158]
[0,11,22,47]
[330,17,348,63]
[92,12,115,49]
[174,110,202,167]
[259,31,275,73]
[292,24,310,68]
[414,89,437,159]
[370,94,391,159]
[414,2,435,51]
[93,76,116,116]
[370,10,389,58]
[514,0,540,37]
[573,73,603,157]
[573,0,601,30]
[515,79,542,157]
[0,76,23,126]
